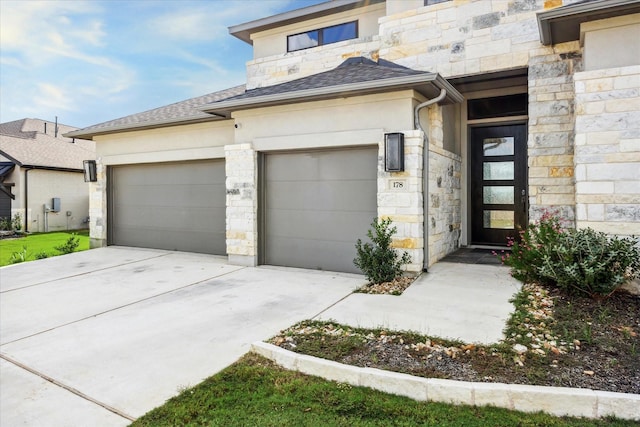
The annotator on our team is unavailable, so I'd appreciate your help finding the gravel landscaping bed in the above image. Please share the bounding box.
[270,284,639,394]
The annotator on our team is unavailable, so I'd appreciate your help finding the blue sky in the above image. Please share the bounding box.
[0,0,323,129]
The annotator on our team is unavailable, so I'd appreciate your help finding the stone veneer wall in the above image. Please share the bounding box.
[89,159,106,249]
[225,143,258,265]
[574,65,640,235]
[246,37,381,90]
[377,129,424,273]
[426,105,461,266]
[527,41,581,223]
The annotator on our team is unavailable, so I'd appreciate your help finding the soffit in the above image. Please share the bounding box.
[538,0,640,45]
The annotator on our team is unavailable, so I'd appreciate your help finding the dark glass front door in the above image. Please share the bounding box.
[470,124,527,246]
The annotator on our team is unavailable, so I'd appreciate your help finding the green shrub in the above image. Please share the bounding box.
[354,218,411,284]
[498,210,565,287]
[0,217,10,231]
[54,234,80,254]
[500,211,640,299]
[10,246,28,264]
[34,251,49,260]
[538,228,640,299]
[12,212,22,231]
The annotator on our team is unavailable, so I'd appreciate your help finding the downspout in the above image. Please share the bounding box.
[415,88,447,272]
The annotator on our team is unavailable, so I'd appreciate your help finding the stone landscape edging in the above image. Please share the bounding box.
[251,341,640,421]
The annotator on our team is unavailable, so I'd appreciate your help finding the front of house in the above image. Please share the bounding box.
[68,0,640,274]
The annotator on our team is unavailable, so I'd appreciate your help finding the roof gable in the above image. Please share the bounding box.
[0,118,95,170]
[201,57,462,116]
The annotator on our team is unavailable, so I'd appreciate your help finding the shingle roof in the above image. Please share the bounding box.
[0,118,95,170]
[223,58,424,101]
[66,85,246,140]
[201,57,463,116]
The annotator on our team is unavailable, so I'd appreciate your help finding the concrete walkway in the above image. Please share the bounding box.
[317,262,521,343]
[0,247,519,426]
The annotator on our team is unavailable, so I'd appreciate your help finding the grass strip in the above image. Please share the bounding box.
[131,353,634,427]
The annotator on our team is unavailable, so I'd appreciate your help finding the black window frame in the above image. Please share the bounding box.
[287,21,358,52]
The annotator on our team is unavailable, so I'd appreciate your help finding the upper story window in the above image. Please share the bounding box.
[425,0,451,5]
[287,21,358,52]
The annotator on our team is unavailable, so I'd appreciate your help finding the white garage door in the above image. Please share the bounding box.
[110,160,226,255]
[263,147,378,273]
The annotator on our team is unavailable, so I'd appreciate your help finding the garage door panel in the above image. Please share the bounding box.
[264,147,377,273]
[116,184,224,208]
[266,150,378,182]
[115,162,222,185]
[266,237,362,272]
[266,180,376,211]
[114,227,225,254]
[111,160,226,255]
[266,209,373,242]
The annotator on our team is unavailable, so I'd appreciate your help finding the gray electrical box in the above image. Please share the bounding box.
[51,198,61,212]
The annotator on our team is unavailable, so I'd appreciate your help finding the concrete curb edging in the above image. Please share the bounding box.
[251,342,640,421]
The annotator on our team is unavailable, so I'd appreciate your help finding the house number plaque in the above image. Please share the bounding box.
[389,179,407,191]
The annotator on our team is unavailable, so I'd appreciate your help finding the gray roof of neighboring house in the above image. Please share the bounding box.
[66,85,246,140]
[0,118,95,170]
[200,57,463,116]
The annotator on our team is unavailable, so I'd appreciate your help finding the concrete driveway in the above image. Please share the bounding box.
[0,247,362,426]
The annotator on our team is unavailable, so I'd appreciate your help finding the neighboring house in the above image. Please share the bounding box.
[0,118,96,232]
[67,0,640,274]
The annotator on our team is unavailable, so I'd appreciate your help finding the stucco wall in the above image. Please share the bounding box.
[581,14,640,72]
[233,91,416,143]
[25,169,89,232]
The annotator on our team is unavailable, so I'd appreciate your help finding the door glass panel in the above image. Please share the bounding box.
[483,210,515,229]
[483,137,514,156]
[483,161,514,180]
[483,186,514,204]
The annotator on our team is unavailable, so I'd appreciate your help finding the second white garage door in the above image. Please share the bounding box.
[262,147,378,273]
[109,160,226,255]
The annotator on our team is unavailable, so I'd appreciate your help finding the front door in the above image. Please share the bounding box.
[470,124,527,246]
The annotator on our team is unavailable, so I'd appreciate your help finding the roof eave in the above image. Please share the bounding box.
[229,0,385,44]
[537,0,640,45]
[64,114,230,140]
[200,74,463,116]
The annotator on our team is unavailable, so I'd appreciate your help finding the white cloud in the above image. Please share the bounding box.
[0,0,324,127]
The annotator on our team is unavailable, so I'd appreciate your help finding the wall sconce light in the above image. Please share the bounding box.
[384,132,405,172]
[83,160,97,182]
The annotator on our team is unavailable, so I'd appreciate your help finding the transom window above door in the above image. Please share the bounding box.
[287,21,358,52]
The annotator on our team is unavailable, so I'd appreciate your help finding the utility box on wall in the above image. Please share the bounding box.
[51,198,61,212]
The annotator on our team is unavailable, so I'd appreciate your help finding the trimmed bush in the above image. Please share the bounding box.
[354,218,411,284]
[500,211,640,299]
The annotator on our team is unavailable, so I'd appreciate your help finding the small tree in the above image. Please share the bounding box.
[354,218,411,284]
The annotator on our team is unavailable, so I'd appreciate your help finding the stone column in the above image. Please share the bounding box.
[377,129,424,273]
[89,158,107,249]
[527,42,581,225]
[225,143,258,266]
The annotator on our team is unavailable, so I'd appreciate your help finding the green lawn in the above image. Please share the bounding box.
[0,230,90,266]
[131,353,633,427]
